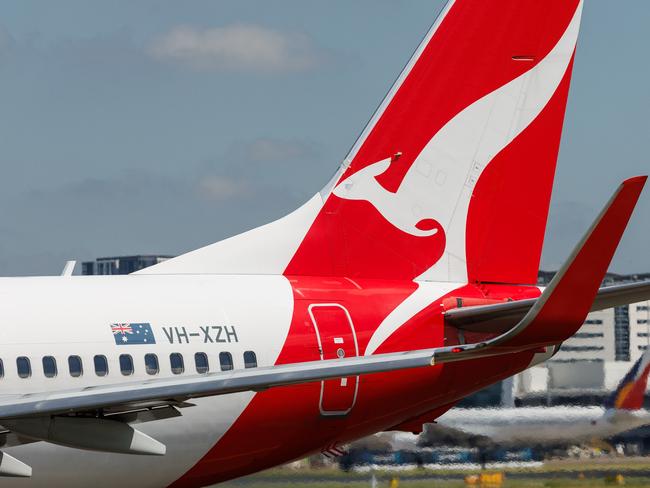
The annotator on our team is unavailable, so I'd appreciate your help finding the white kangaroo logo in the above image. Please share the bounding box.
[333,157,440,237]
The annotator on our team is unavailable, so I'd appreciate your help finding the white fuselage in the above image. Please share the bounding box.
[437,407,650,444]
[0,274,292,487]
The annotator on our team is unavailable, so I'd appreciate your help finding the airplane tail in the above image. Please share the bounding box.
[140,0,584,283]
[606,349,650,411]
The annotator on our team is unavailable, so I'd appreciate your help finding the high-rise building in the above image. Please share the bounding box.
[630,302,650,355]
[552,308,615,362]
[615,305,631,362]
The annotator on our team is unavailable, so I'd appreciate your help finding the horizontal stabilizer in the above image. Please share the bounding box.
[430,175,647,363]
[446,177,649,337]
[606,347,650,411]
[491,175,647,349]
[446,280,650,334]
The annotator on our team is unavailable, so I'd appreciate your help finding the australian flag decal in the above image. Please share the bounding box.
[111,323,156,345]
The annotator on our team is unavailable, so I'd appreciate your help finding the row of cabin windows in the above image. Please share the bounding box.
[2,351,257,379]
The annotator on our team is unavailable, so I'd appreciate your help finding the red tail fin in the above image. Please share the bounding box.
[608,347,650,411]
[286,0,584,282]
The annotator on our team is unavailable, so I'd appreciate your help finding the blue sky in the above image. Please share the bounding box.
[0,1,648,275]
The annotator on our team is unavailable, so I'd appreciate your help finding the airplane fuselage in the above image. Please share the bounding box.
[0,1,633,486]
[0,274,542,486]
[438,407,650,444]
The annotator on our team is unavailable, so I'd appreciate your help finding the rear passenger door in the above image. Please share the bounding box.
[308,304,359,416]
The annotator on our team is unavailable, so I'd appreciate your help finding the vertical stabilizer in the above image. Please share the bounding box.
[607,349,650,411]
[141,1,584,282]
[288,0,583,282]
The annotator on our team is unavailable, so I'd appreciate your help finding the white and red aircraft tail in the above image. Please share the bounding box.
[142,0,583,286]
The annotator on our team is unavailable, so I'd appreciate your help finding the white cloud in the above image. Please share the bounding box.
[240,138,317,162]
[148,24,321,73]
[197,176,251,201]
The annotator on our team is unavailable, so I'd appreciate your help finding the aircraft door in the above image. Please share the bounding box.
[309,304,359,416]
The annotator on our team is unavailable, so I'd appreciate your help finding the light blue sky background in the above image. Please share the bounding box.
[0,1,648,276]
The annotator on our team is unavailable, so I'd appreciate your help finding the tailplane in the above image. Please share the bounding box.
[140,0,584,282]
[607,349,650,411]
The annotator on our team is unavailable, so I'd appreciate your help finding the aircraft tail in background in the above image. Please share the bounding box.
[607,349,650,411]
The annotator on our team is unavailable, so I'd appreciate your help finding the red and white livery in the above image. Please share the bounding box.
[0,1,648,486]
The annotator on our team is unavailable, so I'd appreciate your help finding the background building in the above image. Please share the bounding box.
[464,272,650,408]
[81,255,174,275]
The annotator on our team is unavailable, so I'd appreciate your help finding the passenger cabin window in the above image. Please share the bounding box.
[94,355,108,377]
[244,351,257,369]
[219,352,233,371]
[119,354,134,376]
[0,358,4,378]
[68,356,83,377]
[170,353,184,375]
[195,352,209,374]
[17,357,31,378]
[42,356,57,378]
[145,353,159,375]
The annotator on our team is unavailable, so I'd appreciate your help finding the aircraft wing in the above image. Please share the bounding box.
[0,340,555,422]
[0,349,442,420]
[445,280,650,334]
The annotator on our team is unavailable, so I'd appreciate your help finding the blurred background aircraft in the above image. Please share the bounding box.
[428,347,650,445]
